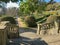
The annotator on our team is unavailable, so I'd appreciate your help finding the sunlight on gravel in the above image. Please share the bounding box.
[20,32,40,40]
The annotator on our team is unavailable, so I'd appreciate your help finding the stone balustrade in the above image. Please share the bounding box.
[0,21,19,45]
[37,22,58,35]
[7,23,19,39]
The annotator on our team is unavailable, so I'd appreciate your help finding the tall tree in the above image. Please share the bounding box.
[19,0,46,15]
[48,0,55,4]
[50,0,54,2]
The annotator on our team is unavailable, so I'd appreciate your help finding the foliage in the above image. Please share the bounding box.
[36,14,50,23]
[25,16,37,27]
[46,3,60,11]
[43,11,57,15]
[1,16,16,24]
[47,0,56,4]
[19,0,46,15]
[45,4,53,11]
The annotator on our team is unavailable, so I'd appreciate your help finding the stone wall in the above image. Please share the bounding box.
[0,21,9,45]
[37,22,58,35]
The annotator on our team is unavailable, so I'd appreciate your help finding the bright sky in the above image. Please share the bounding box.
[6,0,60,8]
[45,0,60,2]
[6,1,19,8]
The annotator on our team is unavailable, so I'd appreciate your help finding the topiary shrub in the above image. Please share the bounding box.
[1,17,16,24]
[25,16,37,27]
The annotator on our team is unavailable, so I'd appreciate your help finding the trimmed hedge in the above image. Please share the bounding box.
[1,17,16,24]
[36,15,50,23]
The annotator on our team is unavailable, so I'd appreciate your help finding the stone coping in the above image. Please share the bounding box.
[0,21,9,29]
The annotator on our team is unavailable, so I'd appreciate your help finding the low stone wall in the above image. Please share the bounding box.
[37,22,58,35]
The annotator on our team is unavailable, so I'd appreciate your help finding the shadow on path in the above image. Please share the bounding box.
[31,38,48,45]
[8,36,48,45]
[19,27,37,34]
[8,27,48,45]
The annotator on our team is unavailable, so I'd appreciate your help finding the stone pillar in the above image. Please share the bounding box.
[37,24,41,35]
[54,21,58,34]
[0,26,7,45]
[0,21,10,45]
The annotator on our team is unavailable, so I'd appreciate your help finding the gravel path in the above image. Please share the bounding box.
[8,28,60,45]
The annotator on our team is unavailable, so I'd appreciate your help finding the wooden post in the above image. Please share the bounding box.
[37,24,41,35]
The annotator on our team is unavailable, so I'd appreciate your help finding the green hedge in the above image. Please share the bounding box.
[1,17,16,24]
[36,14,50,23]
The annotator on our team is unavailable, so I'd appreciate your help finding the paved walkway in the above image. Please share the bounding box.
[8,28,48,45]
[40,34,60,45]
[8,28,60,45]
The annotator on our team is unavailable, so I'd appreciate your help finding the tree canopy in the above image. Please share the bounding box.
[19,0,46,15]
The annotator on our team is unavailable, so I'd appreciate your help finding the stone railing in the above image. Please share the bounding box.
[0,21,19,45]
[7,23,19,39]
[37,22,58,35]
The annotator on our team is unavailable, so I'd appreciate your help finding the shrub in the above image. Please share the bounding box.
[1,17,16,24]
[25,16,37,27]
